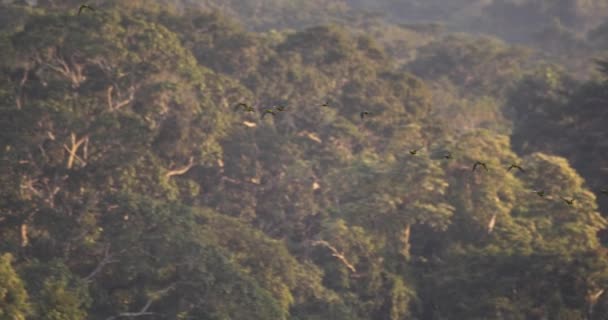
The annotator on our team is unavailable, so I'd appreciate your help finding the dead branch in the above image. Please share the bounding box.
[16,67,29,110]
[400,223,411,258]
[91,57,113,75]
[41,179,60,208]
[63,145,85,168]
[588,288,605,318]
[487,213,497,234]
[311,240,357,273]
[69,55,85,87]
[106,86,113,110]
[43,52,86,88]
[64,133,89,169]
[84,245,118,282]
[165,157,194,179]
[221,176,263,187]
[83,136,89,161]
[107,85,135,111]
[105,283,176,320]
[44,61,70,79]
[21,177,43,199]
[20,224,28,247]
[114,86,135,110]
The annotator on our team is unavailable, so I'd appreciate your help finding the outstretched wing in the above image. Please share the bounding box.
[561,197,574,205]
[78,4,94,15]
[509,164,524,172]
[262,110,275,119]
[234,103,246,111]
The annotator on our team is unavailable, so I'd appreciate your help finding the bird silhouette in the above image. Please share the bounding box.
[234,103,255,112]
[262,109,277,119]
[472,161,488,172]
[561,197,575,206]
[78,4,95,15]
[275,105,287,112]
[409,149,420,155]
[321,101,330,107]
[360,111,370,119]
[507,163,525,173]
[443,152,453,160]
[534,190,545,198]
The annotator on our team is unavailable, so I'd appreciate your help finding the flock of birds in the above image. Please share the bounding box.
[76,3,608,207]
[234,101,608,208]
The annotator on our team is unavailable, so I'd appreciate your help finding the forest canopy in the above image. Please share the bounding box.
[1,0,608,319]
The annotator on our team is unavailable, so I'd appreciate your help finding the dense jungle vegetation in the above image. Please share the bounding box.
[2,0,608,319]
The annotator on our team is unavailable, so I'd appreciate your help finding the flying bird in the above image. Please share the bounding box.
[443,152,453,160]
[321,101,330,107]
[78,4,95,15]
[534,190,545,197]
[507,163,525,173]
[409,149,420,155]
[360,111,370,119]
[234,103,255,112]
[561,197,575,206]
[472,161,488,172]
[275,105,287,112]
[262,109,277,119]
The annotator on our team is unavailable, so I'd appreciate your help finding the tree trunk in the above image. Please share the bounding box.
[400,223,411,259]
[20,223,28,247]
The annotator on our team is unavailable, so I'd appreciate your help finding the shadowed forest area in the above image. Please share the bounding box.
[2,0,608,319]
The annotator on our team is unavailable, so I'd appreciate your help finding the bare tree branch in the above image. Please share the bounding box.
[64,133,89,169]
[20,223,28,247]
[165,157,195,179]
[311,240,357,273]
[487,213,497,234]
[221,176,263,187]
[400,223,411,258]
[588,288,605,318]
[107,85,135,111]
[43,51,86,88]
[15,66,29,110]
[106,86,113,110]
[105,283,176,320]
[21,177,43,199]
[113,86,135,111]
[84,245,117,282]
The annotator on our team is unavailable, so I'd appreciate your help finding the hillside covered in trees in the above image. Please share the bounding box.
[2,0,608,319]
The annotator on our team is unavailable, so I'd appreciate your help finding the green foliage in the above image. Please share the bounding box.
[19,260,90,320]
[0,254,30,320]
[37,279,89,320]
[408,34,529,97]
[1,1,608,319]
